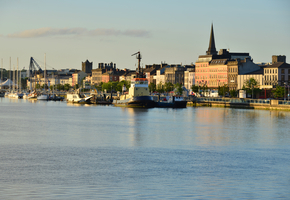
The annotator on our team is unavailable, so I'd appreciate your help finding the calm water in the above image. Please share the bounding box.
[0,97,290,199]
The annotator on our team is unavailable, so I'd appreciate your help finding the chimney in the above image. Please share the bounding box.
[272,55,286,64]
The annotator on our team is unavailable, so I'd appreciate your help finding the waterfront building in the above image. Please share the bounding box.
[101,71,120,83]
[82,60,93,74]
[195,24,260,90]
[58,75,72,85]
[143,64,164,84]
[91,62,117,85]
[164,65,186,85]
[263,55,290,86]
[119,69,136,82]
[72,71,87,87]
[184,69,195,90]
[155,65,170,86]
[237,69,264,90]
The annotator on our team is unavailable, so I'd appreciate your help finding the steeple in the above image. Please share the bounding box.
[206,23,217,55]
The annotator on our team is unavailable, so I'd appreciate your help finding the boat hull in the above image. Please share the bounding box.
[66,93,92,104]
[155,100,187,108]
[113,96,155,108]
[37,94,49,100]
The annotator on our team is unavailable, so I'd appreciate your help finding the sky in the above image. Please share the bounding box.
[0,0,289,71]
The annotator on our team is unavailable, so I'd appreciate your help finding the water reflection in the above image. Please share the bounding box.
[121,108,150,147]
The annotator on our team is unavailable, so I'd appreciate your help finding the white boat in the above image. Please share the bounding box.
[37,94,49,100]
[113,78,155,108]
[27,91,38,99]
[66,93,92,103]
[10,92,24,99]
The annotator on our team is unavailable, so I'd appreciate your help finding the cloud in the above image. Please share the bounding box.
[7,27,150,38]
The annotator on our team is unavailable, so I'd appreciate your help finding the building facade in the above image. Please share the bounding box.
[82,60,93,74]
[195,23,261,91]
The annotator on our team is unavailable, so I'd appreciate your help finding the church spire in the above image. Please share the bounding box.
[206,23,217,55]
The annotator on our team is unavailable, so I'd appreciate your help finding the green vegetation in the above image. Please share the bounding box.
[148,82,156,93]
[230,89,238,98]
[272,85,285,98]
[242,78,261,98]
[174,83,183,95]
[164,82,174,93]
[101,80,130,93]
[191,85,199,93]
[218,85,229,96]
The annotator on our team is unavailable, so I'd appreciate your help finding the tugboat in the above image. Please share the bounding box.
[155,96,187,108]
[113,52,155,108]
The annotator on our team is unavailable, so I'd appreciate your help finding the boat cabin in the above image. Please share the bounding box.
[130,78,148,88]
[128,78,149,97]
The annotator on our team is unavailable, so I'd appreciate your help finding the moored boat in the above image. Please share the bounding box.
[27,91,38,99]
[66,93,92,104]
[37,93,49,100]
[113,78,155,108]
[155,96,187,108]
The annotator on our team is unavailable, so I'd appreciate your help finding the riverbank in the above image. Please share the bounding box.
[187,97,290,111]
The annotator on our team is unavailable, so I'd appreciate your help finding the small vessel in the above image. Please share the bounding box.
[10,92,24,99]
[0,90,5,97]
[90,93,112,105]
[155,96,187,108]
[37,93,49,100]
[113,51,155,108]
[66,93,92,103]
[27,91,38,99]
[113,78,155,108]
[49,94,64,101]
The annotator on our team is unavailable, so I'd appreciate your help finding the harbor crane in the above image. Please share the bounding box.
[131,51,143,78]
[28,57,43,76]
[28,57,44,90]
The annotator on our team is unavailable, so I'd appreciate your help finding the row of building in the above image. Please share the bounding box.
[195,24,290,91]
[1,23,289,91]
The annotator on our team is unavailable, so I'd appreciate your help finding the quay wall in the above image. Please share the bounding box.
[187,97,290,111]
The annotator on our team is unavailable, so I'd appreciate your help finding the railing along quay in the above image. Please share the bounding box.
[187,97,290,110]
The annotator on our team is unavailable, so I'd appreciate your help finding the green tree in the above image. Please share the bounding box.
[156,82,164,93]
[218,85,229,96]
[272,85,285,98]
[230,89,238,98]
[148,82,156,93]
[243,78,260,98]
[174,83,183,95]
[74,84,79,90]
[164,82,174,93]
[64,84,70,91]
[191,85,199,93]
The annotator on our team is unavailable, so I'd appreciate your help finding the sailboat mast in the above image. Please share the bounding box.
[9,57,11,91]
[13,65,15,91]
[17,58,19,92]
[44,53,46,90]
[0,59,2,83]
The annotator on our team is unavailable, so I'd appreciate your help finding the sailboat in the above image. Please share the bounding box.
[37,54,49,100]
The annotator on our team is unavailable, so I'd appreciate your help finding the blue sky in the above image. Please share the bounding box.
[0,0,289,70]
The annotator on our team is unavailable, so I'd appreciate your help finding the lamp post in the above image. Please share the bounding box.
[284,82,286,101]
[287,84,289,101]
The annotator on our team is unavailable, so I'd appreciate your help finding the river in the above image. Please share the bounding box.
[0,98,290,199]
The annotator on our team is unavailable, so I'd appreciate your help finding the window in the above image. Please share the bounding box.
[282,75,285,81]
[282,69,285,74]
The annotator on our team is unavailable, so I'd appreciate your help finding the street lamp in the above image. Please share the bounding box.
[284,82,286,101]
